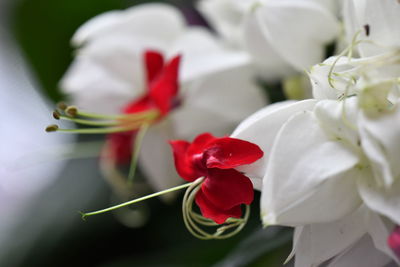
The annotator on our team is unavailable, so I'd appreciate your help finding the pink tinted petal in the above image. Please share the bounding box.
[202,168,254,211]
[388,226,400,259]
[205,137,264,169]
[195,189,242,224]
[150,55,181,115]
[144,50,164,86]
[169,140,199,182]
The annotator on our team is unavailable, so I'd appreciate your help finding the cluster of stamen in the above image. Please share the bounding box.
[182,177,250,240]
[46,102,160,134]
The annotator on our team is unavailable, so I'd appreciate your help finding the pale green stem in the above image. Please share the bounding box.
[127,123,149,185]
[81,182,193,219]
[59,115,119,127]
[77,109,159,121]
[57,126,138,134]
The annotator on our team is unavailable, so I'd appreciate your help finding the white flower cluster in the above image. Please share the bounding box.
[60,0,400,265]
[232,0,400,265]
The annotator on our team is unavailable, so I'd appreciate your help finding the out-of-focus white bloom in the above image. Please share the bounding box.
[198,0,340,81]
[0,25,72,262]
[61,3,266,191]
[197,0,257,47]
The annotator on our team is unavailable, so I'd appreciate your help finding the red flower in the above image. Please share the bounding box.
[106,50,181,164]
[123,50,181,117]
[105,131,135,165]
[388,226,400,260]
[169,133,264,224]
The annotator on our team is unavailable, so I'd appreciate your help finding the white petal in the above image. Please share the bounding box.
[231,100,317,188]
[345,0,400,57]
[262,110,361,226]
[139,121,181,193]
[357,172,400,225]
[314,98,360,147]
[327,235,392,267]
[243,10,296,81]
[253,0,339,71]
[196,0,254,46]
[286,226,304,264]
[358,105,400,187]
[72,10,123,46]
[292,206,368,267]
[171,63,266,139]
[60,53,141,114]
[72,3,185,46]
[365,210,399,263]
[170,27,252,83]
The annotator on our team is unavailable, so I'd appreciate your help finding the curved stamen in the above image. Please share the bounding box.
[54,125,145,134]
[58,115,119,127]
[68,106,159,121]
[182,177,250,240]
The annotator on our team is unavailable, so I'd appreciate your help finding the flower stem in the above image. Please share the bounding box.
[127,123,149,185]
[80,182,194,219]
[59,115,119,127]
[57,126,139,134]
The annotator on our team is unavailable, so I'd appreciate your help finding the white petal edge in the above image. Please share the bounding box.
[231,100,317,189]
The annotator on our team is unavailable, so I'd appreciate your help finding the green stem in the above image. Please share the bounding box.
[127,123,149,185]
[81,182,194,219]
[57,126,138,134]
[77,109,159,121]
[59,115,118,127]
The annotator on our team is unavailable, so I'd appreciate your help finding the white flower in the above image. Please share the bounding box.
[343,0,400,58]
[198,0,340,81]
[61,3,267,191]
[290,206,396,267]
[233,87,400,266]
[232,1,400,265]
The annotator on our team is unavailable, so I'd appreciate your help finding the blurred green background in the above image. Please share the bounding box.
[5,0,292,266]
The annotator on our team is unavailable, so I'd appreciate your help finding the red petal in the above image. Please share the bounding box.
[204,137,264,169]
[105,131,136,165]
[187,132,216,158]
[144,50,164,86]
[195,189,242,224]
[202,168,254,211]
[169,140,200,182]
[123,95,154,114]
[388,226,400,260]
[149,55,181,115]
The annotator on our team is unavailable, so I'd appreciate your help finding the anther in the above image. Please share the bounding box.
[53,110,61,120]
[364,24,370,36]
[57,102,68,110]
[66,106,78,117]
[45,124,59,132]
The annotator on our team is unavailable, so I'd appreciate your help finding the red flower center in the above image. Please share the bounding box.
[169,133,264,224]
[106,50,182,165]
[123,50,181,119]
